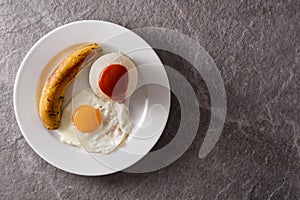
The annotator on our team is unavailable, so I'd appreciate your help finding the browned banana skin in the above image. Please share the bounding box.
[39,43,101,130]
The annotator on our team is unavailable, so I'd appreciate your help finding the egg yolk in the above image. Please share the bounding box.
[71,105,101,133]
[98,64,128,102]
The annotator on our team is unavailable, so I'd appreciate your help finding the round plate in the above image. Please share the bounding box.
[13,20,170,176]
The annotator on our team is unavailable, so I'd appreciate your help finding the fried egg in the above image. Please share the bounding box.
[56,88,132,153]
[89,53,138,102]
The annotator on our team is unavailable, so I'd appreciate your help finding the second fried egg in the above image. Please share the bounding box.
[89,53,138,102]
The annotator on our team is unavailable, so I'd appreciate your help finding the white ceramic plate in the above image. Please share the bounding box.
[13,20,170,176]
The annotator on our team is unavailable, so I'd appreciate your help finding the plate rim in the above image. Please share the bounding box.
[13,20,170,176]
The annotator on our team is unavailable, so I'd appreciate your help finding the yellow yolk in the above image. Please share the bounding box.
[71,105,101,133]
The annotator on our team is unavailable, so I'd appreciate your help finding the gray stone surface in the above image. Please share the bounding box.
[1,0,300,199]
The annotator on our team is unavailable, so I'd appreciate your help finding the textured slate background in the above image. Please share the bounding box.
[1,0,300,199]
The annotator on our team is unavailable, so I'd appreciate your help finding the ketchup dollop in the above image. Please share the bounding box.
[98,64,128,102]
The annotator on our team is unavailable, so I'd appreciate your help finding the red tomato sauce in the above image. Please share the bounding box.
[98,64,128,102]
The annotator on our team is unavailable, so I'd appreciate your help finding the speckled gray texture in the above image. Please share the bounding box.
[1,0,300,199]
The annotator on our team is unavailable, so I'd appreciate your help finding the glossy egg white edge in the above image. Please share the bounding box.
[57,88,132,154]
[89,53,138,100]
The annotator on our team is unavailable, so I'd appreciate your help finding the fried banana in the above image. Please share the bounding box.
[39,43,102,130]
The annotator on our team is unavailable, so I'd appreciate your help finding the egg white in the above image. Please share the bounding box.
[56,88,132,153]
[89,53,138,100]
